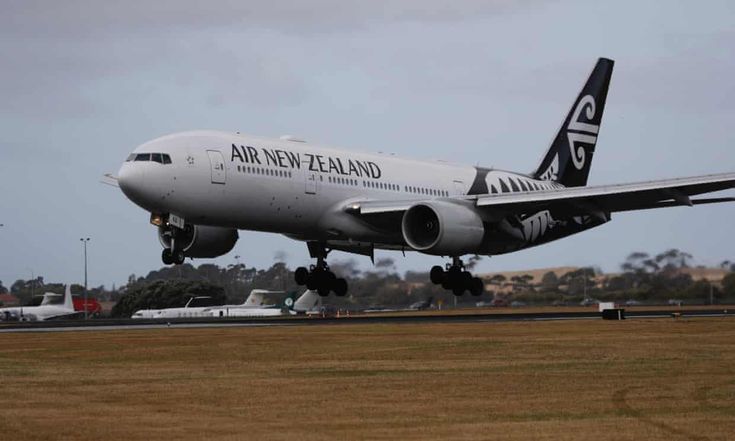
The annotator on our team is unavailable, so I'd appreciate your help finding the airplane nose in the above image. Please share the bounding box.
[118,162,149,208]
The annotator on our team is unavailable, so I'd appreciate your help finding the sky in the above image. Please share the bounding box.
[1,0,734,289]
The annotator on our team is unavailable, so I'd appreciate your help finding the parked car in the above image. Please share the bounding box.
[625,299,642,306]
[579,298,599,307]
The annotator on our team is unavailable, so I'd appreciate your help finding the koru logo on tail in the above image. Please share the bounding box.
[567,95,599,170]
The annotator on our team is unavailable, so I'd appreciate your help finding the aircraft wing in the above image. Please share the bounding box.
[349,172,735,219]
[474,172,735,217]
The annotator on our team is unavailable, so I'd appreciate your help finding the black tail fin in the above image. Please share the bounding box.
[533,58,614,187]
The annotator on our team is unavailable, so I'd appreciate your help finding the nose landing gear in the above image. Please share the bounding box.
[162,248,185,265]
[294,242,348,297]
[430,257,485,296]
[160,223,190,265]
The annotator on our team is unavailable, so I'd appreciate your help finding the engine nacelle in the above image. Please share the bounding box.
[401,201,485,256]
[158,225,238,258]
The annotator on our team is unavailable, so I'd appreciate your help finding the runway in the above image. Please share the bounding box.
[0,307,732,333]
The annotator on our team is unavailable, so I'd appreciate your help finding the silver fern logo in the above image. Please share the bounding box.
[567,95,599,170]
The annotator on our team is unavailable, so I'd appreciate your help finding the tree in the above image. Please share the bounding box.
[374,258,396,272]
[540,272,559,292]
[560,268,596,296]
[0,281,7,294]
[722,272,735,297]
[465,255,483,271]
[111,280,226,318]
[655,249,693,274]
[487,274,506,286]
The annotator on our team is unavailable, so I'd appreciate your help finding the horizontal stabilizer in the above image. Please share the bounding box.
[101,173,119,187]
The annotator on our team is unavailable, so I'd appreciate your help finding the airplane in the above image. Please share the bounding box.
[131,290,293,319]
[207,292,296,318]
[113,58,735,298]
[0,285,78,321]
[131,295,217,319]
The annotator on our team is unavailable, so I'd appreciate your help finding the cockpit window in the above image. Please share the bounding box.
[128,153,172,164]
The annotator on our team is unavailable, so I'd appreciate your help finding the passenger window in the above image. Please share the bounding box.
[135,153,151,161]
[151,153,163,163]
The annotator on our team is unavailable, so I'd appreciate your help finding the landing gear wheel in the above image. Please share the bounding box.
[452,285,465,296]
[325,271,337,287]
[317,283,331,297]
[470,277,484,296]
[173,249,185,265]
[302,241,351,296]
[445,267,462,289]
[333,278,348,297]
[294,267,309,286]
[162,249,174,265]
[306,272,319,290]
[430,266,445,285]
[460,271,472,288]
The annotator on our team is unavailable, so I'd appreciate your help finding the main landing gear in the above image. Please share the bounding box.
[294,243,348,297]
[429,257,485,296]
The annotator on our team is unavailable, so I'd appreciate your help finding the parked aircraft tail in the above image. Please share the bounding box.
[281,291,298,311]
[292,290,321,313]
[63,284,74,311]
[533,58,614,187]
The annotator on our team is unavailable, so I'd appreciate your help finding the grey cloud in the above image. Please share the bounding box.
[1,1,538,38]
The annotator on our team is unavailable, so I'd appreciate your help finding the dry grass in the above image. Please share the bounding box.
[1,318,734,440]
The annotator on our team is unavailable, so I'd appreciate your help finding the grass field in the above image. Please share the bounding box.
[1,318,734,440]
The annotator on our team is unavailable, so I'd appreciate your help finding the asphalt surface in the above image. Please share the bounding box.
[0,308,732,333]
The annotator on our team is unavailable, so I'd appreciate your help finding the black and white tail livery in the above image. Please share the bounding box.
[533,58,614,187]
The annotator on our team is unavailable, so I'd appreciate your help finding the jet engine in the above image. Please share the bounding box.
[158,224,238,258]
[401,201,485,256]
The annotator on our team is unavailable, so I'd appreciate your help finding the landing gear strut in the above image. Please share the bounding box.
[294,242,348,297]
[160,223,188,265]
[430,257,484,296]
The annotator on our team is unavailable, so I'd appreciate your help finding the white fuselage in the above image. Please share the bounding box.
[118,131,562,251]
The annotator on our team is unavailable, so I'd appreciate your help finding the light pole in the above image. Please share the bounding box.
[80,238,90,319]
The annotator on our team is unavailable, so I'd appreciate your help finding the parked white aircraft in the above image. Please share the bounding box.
[132,296,216,319]
[113,58,735,297]
[131,290,292,319]
[0,285,78,321]
[201,291,296,318]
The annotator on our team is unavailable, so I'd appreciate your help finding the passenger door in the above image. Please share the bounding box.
[207,150,226,184]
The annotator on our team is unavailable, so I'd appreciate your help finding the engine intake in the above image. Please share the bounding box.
[158,224,238,258]
[401,201,485,256]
